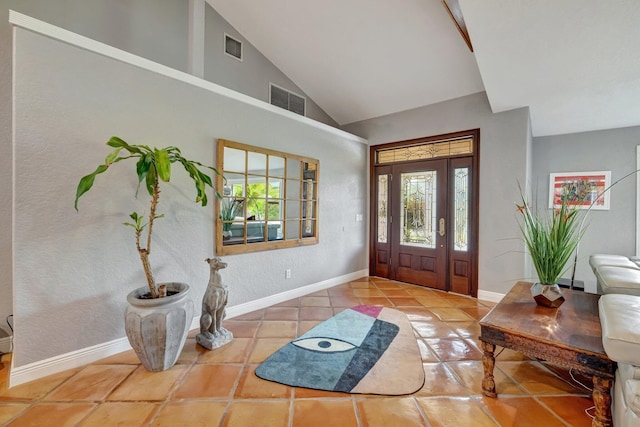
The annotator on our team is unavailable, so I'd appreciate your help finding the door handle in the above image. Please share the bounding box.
[439,218,445,237]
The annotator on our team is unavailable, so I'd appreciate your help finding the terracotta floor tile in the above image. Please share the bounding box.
[460,306,491,320]
[329,295,362,307]
[264,306,299,320]
[307,289,330,297]
[379,288,411,297]
[224,320,260,338]
[400,308,437,322]
[77,402,159,426]
[107,365,188,401]
[417,340,440,362]
[389,297,423,307]
[351,289,384,297]
[94,349,141,365]
[231,309,265,321]
[447,361,525,395]
[357,397,427,426]
[293,386,351,398]
[327,285,354,295]
[403,287,442,297]
[497,361,584,394]
[425,338,483,361]
[358,297,392,306]
[45,365,136,401]
[293,399,358,427]
[448,321,481,338]
[177,338,207,364]
[0,403,29,424]
[247,338,291,363]
[298,307,334,321]
[197,338,252,363]
[537,396,595,427]
[349,280,376,289]
[429,307,475,322]
[414,296,454,308]
[495,347,532,361]
[0,368,80,401]
[478,396,567,427]
[300,296,332,307]
[5,402,96,427]
[257,320,298,338]
[416,396,498,427]
[372,281,406,290]
[235,364,292,399]
[412,321,458,338]
[223,399,290,427]
[271,298,301,307]
[415,363,468,396]
[151,401,227,427]
[172,364,242,399]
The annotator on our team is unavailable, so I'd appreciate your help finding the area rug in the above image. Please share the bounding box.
[255,305,425,395]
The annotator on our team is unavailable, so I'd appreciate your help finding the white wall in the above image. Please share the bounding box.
[11,19,367,369]
[532,126,640,293]
[343,92,531,296]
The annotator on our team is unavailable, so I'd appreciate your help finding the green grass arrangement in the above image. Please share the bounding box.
[516,194,585,285]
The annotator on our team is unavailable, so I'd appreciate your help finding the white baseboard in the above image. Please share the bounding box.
[10,269,369,387]
[477,289,505,303]
[0,336,12,354]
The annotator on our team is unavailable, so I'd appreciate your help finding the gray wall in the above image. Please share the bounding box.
[532,126,640,293]
[343,92,532,295]
[11,21,366,368]
[0,0,337,342]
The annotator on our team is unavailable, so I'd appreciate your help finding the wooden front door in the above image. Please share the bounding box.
[370,130,479,296]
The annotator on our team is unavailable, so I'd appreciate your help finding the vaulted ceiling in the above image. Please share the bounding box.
[207,0,640,137]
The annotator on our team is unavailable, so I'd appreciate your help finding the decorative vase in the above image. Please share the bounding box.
[125,282,194,372]
[530,283,565,308]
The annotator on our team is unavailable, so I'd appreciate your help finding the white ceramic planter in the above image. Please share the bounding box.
[125,282,194,372]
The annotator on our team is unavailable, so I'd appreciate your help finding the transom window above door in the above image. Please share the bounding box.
[216,139,319,255]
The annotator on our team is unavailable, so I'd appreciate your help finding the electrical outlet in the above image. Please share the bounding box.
[285,269,291,279]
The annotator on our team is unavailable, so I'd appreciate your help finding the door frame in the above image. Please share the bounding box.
[369,129,480,297]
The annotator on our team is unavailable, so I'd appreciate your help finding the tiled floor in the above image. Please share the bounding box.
[0,277,596,426]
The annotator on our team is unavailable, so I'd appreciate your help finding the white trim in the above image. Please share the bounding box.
[223,32,243,62]
[477,289,504,303]
[7,10,367,146]
[9,269,368,387]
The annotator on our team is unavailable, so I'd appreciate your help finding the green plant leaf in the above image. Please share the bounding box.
[74,164,109,211]
[104,148,122,165]
[155,148,171,182]
[135,154,152,197]
[145,163,157,196]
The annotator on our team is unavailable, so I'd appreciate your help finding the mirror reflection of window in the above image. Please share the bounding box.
[216,139,319,255]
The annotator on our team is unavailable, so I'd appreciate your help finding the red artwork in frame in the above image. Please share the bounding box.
[548,171,611,210]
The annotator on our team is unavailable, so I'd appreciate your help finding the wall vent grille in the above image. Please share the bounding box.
[224,33,242,60]
[270,84,306,116]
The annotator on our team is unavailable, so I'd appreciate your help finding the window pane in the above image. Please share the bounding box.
[377,175,388,244]
[302,219,316,237]
[303,162,317,180]
[223,173,245,197]
[286,179,301,199]
[400,171,437,248]
[246,220,266,244]
[268,178,284,198]
[268,220,283,241]
[454,167,469,252]
[269,156,285,177]
[267,200,282,220]
[286,200,300,219]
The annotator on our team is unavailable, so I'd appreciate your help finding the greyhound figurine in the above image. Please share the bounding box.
[196,257,233,350]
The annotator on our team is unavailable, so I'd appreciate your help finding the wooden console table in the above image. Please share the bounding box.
[480,281,615,427]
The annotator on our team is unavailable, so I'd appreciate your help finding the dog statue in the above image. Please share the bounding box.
[196,257,233,350]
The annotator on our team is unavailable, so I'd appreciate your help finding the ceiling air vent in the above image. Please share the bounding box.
[270,84,306,117]
[224,33,242,60]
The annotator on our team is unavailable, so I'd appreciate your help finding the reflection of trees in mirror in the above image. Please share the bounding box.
[245,182,281,220]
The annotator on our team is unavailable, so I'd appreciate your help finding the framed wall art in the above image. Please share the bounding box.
[548,171,611,210]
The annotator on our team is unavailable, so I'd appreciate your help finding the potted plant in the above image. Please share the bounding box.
[219,198,243,238]
[516,192,584,307]
[75,136,219,371]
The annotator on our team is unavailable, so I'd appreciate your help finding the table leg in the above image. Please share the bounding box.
[481,341,497,397]
[591,375,613,427]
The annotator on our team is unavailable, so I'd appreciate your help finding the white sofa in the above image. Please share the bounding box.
[599,293,640,427]
[589,254,640,296]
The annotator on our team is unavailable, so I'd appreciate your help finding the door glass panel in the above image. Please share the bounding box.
[400,171,436,248]
[454,167,469,252]
[377,175,388,243]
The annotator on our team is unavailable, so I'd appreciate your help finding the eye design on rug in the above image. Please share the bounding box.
[292,337,356,353]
